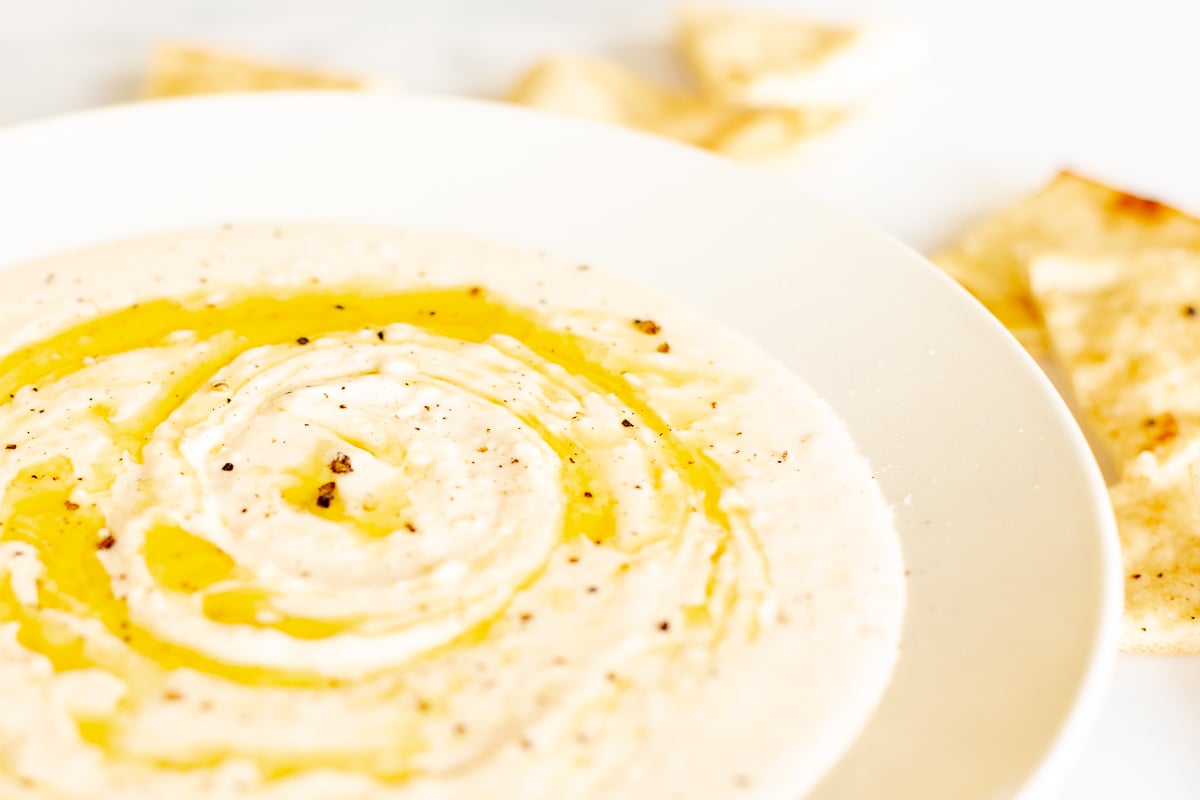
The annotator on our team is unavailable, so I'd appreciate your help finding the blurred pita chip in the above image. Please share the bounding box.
[507,55,841,161]
[143,43,379,99]
[934,172,1200,352]
[677,4,926,107]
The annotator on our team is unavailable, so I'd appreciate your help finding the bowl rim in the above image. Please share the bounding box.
[0,92,1122,799]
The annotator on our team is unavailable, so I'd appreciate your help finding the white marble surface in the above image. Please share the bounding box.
[3,1,1200,797]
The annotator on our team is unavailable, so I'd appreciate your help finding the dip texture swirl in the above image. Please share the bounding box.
[0,227,903,800]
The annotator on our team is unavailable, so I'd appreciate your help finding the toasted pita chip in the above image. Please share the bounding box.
[506,55,841,161]
[934,172,1200,353]
[143,43,375,99]
[677,4,926,107]
[1031,250,1200,652]
[1110,472,1200,653]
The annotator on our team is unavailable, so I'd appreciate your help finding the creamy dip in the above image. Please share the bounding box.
[0,226,903,800]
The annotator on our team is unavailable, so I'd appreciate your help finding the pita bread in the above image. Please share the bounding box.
[1031,250,1200,652]
[933,172,1200,353]
[506,55,842,161]
[143,43,375,99]
[677,4,926,107]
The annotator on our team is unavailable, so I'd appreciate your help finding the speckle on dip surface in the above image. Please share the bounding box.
[0,226,903,799]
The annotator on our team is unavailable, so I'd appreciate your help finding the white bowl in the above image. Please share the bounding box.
[0,93,1120,799]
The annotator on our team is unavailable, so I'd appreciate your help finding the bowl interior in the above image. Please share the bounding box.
[0,93,1120,799]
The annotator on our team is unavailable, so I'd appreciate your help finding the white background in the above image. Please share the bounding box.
[2,1,1198,797]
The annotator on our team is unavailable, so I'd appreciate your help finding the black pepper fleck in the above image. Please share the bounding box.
[632,319,660,335]
[221,462,234,472]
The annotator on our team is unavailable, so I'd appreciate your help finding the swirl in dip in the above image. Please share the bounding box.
[0,227,903,800]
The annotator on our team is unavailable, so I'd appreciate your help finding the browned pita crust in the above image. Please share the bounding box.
[934,172,1200,353]
[1031,249,1200,652]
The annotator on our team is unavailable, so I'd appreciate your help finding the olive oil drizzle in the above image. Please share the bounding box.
[0,285,761,782]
